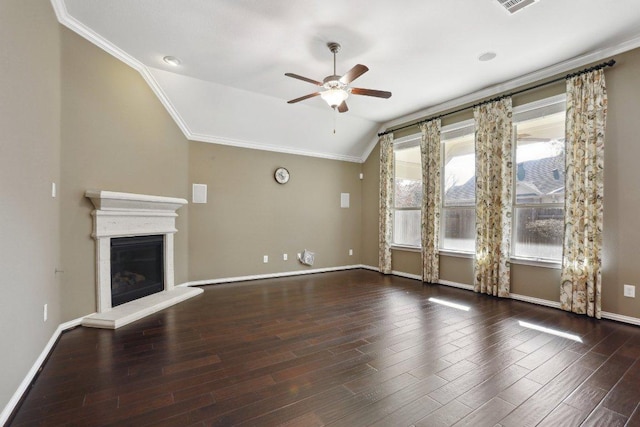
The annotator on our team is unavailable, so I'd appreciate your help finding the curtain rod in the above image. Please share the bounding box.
[378,59,616,137]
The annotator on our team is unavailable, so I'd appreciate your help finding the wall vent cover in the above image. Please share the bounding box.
[497,0,539,14]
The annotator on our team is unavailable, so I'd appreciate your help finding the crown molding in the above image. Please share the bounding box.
[50,0,363,164]
[52,0,139,71]
[372,33,640,159]
[188,132,363,163]
[51,0,193,136]
[52,0,640,164]
[359,125,388,163]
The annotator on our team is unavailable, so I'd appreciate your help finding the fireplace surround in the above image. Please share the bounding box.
[82,190,202,329]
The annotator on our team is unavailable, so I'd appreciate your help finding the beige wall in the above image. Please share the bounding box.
[361,50,640,319]
[362,143,380,267]
[391,249,421,276]
[0,0,62,413]
[59,27,190,319]
[602,48,640,317]
[188,142,362,280]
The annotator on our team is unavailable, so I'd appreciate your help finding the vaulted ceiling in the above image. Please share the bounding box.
[54,0,640,162]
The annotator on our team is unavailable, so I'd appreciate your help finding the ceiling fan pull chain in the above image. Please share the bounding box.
[333,107,337,134]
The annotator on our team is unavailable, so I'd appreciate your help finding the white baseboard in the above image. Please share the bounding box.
[360,264,424,282]
[436,282,640,327]
[392,270,422,281]
[180,264,364,287]
[602,311,640,326]
[0,316,84,426]
[438,279,474,291]
[187,269,640,328]
[509,293,562,309]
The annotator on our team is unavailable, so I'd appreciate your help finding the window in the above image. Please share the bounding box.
[391,95,566,264]
[392,136,422,247]
[512,96,566,261]
[441,121,476,252]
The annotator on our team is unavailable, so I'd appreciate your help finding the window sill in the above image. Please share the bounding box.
[437,251,560,269]
[391,245,421,253]
[439,250,474,259]
[510,257,561,269]
[392,247,561,269]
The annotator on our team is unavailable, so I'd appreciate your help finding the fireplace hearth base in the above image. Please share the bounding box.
[82,286,202,329]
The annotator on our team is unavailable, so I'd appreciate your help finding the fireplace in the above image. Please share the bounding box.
[83,190,202,329]
[111,235,164,307]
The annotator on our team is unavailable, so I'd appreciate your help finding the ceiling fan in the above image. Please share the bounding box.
[285,42,392,113]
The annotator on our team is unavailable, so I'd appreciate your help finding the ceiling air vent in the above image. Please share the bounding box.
[497,0,539,14]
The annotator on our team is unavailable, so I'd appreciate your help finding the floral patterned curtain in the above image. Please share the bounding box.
[473,98,513,297]
[420,120,441,283]
[560,69,607,319]
[379,133,394,274]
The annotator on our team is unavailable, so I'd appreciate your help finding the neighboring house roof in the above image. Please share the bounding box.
[445,154,564,205]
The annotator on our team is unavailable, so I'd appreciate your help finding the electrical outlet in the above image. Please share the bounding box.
[263,255,268,263]
[283,253,288,261]
[624,284,636,298]
[43,304,48,322]
[51,182,56,198]
[297,253,301,260]
[349,249,353,256]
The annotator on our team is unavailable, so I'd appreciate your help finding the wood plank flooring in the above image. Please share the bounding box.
[9,270,640,426]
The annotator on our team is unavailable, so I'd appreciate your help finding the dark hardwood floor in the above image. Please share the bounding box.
[9,269,640,426]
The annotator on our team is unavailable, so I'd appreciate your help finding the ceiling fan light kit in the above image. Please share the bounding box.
[320,87,349,108]
[285,42,391,114]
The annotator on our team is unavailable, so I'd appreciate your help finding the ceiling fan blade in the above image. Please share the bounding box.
[287,92,321,104]
[340,64,368,84]
[337,101,348,113]
[351,87,392,99]
[285,73,322,86]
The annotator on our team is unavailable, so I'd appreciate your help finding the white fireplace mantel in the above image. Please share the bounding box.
[85,190,187,239]
[82,190,201,329]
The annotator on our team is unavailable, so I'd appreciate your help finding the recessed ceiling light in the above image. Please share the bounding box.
[478,52,497,62]
[163,56,181,66]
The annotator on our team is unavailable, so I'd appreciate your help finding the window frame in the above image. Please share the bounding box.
[510,94,566,267]
[391,134,422,250]
[439,119,476,256]
[389,94,567,266]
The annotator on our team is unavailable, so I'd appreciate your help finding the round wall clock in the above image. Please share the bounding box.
[274,167,290,184]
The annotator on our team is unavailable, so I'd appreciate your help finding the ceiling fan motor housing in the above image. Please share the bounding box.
[322,76,349,91]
